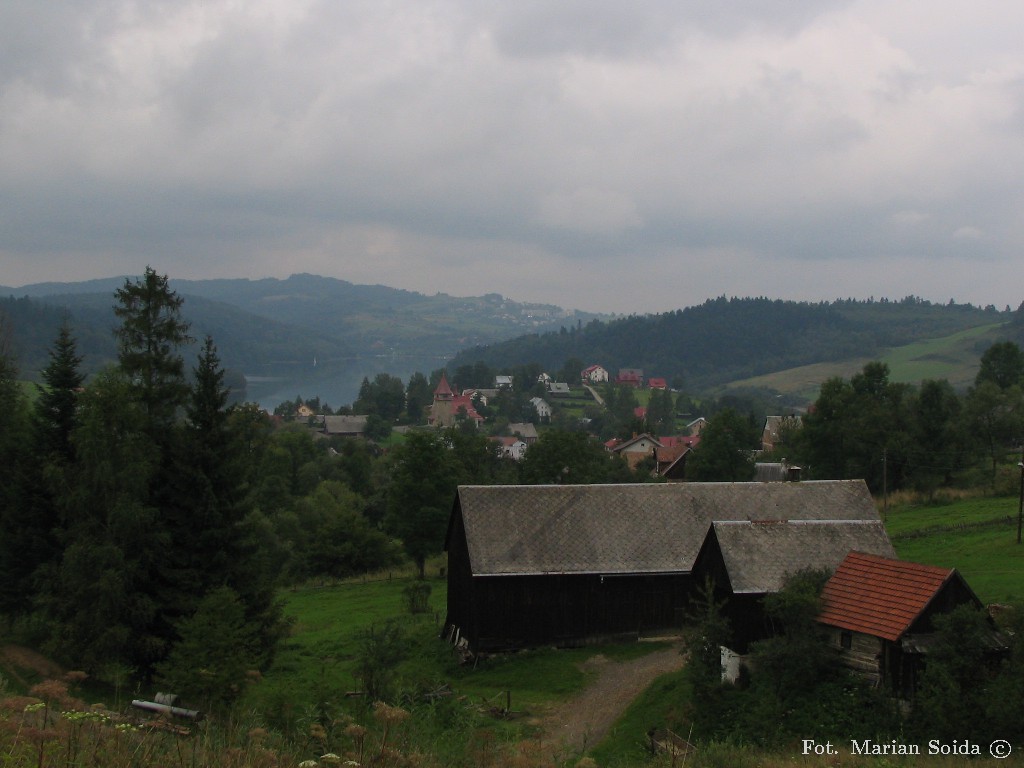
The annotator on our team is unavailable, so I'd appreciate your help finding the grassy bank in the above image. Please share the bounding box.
[885,493,1024,604]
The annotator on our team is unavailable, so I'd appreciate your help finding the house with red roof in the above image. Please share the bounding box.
[818,551,1007,697]
[647,377,668,390]
[616,368,643,387]
[581,364,609,383]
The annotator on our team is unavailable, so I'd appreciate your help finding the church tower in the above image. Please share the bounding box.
[429,371,455,427]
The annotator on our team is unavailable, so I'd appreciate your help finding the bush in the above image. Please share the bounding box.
[402,581,432,615]
[354,620,407,701]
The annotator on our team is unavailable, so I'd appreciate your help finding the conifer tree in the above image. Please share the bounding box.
[156,336,287,665]
[4,322,87,615]
[114,267,193,431]
[34,320,84,462]
[0,318,33,615]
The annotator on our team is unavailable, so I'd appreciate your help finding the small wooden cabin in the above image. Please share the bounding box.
[817,551,1006,698]
[443,480,882,652]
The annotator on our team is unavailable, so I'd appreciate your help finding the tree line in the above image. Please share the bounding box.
[774,343,1024,496]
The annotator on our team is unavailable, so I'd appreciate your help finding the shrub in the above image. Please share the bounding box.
[402,581,432,615]
[354,620,407,701]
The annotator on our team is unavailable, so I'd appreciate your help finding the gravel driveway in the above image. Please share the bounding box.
[539,642,686,755]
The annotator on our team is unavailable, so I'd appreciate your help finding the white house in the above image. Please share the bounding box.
[581,364,609,383]
[530,397,552,420]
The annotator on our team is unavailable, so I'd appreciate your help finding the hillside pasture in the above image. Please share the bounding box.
[722,322,1004,399]
[885,493,1024,604]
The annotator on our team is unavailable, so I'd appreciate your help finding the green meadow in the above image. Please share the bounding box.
[722,322,1004,399]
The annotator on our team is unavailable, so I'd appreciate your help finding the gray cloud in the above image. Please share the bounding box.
[1,0,1023,314]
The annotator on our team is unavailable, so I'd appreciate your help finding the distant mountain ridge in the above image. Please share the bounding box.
[0,273,604,385]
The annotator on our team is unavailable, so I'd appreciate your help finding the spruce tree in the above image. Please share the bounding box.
[0,319,33,615]
[114,266,193,431]
[34,320,84,461]
[156,337,287,666]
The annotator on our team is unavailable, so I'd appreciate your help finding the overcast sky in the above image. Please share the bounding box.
[2,1,1023,314]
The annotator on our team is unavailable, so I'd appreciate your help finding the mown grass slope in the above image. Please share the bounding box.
[723,322,1004,400]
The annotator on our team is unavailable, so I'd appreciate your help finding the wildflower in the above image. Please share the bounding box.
[320,753,342,763]
[343,724,367,739]
[371,702,409,725]
[29,679,69,704]
[298,760,319,768]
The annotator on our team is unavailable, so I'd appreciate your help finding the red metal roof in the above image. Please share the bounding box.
[818,551,956,642]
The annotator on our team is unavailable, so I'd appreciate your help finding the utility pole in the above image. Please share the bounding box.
[1017,447,1023,545]
[882,447,888,522]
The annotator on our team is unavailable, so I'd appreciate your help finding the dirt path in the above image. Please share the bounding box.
[539,642,686,755]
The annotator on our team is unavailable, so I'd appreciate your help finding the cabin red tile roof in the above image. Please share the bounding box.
[818,551,956,642]
[648,377,668,389]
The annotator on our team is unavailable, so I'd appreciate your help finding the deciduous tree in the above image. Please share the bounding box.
[384,431,465,577]
[686,408,757,481]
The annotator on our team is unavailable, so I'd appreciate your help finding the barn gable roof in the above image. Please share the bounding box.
[706,520,896,594]
[818,551,978,642]
[451,480,879,577]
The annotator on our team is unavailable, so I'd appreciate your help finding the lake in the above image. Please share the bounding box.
[240,354,449,411]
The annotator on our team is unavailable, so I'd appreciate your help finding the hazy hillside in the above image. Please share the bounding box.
[450,296,1014,391]
[1,273,604,362]
[0,291,339,383]
[0,274,605,405]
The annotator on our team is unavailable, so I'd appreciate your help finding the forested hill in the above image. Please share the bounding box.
[0,273,603,380]
[449,297,1015,390]
[0,291,342,384]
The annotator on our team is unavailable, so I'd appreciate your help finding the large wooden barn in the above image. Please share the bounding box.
[443,480,885,652]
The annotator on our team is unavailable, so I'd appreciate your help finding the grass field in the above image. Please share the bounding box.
[883,493,1024,604]
[722,322,1004,399]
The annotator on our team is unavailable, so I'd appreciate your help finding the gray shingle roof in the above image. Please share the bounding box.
[710,520,896,594]
[454,480,880,577]
[322,415,369,434]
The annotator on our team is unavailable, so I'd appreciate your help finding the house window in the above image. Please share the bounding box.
[840,631,853,650]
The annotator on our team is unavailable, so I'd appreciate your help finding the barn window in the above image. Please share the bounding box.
[840,631,853,650]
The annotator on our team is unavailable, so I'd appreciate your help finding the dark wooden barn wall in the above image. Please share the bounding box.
[447,569,692,651]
